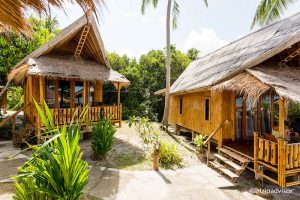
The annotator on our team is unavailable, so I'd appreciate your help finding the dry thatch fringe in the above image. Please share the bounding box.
[0,0,106,36]
[8,63,29,84]
[212,72,273,101]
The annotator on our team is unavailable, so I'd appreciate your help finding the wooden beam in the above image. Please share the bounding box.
[70,80,75,108]
[279,47,300,65]
[39,76,45,107]
[270,93,274,131]
[257,96,262,133]
[54,79,59,108]
[279,97,286,139]
[74,24,91,58]
[242,97,246,140]
[83,80,88,106]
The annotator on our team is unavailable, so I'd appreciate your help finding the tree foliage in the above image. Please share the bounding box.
[0,15,60,86]
[106,45,198,121]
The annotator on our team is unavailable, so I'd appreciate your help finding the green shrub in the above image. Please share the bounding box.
[158,141,182,168]
[8,86,23,110]
[13,101,89,200]
[91,118,116,159]
[128,116,158,145]
[194,134,206,153]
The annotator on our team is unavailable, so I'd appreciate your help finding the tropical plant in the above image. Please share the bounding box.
[194,134,206,153]
[128,116,158,144]
[7,86,23,110]
[157,140,182,168]
[91,117,116,159]
[13,101,89,199]
[141,0,208,126]
[252,0,297,28]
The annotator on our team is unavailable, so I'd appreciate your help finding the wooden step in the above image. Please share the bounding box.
[214,153,244,171]
[219,148,249,164]
[209,160,239,179]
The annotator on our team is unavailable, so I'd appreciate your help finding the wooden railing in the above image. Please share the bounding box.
[254,132,300,187]
[204,120,228,164]
[46,105,122,126]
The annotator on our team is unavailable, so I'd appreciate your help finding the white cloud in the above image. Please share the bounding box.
[184,28,228,56]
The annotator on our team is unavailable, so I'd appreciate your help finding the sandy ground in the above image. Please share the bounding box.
[1,122,300,200]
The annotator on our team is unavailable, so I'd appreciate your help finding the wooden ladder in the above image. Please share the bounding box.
[208,146,250,182]
[74,24,91,58]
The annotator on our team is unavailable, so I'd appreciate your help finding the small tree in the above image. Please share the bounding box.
[91,118,116,159]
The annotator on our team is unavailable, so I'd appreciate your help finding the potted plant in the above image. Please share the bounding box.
[194,134,206,161]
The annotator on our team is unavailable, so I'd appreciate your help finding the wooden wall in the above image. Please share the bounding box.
[169,89,235,140]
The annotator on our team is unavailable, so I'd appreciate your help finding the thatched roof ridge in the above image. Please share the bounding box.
[9,55,129,86]
[171,11,300,95]
[213,64,300,103]
[12,13,110,70]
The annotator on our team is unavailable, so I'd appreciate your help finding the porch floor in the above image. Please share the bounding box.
[223,141,254,161]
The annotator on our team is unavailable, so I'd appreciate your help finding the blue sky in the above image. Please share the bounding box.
[51,0,300,58]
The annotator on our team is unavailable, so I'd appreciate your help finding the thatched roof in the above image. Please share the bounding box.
[0,0,105,35]
[9,56,129,86]
[213,64,300,103]
[171,12,300,95]
[154,88,166,96]
[8,14,130,86]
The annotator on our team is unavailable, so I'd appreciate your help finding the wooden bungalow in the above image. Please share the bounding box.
[1,14,129,144]
[161,12,300,187]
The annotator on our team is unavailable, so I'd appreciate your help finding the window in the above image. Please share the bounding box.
[179,96,183,115]
[205,98,210,121]
[75,81,84,107]
[58,80,70,108]
[45,79,55,108]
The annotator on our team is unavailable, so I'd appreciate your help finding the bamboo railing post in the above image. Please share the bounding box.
[12,118,16,145]
[218,126,223,154]
[254,132,259,180]
[278,138,287,188]
[207,141,211,165]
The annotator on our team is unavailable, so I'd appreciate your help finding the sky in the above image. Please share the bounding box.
[50,0,300,58]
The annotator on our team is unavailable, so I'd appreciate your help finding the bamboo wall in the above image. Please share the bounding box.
[169,90,235,140]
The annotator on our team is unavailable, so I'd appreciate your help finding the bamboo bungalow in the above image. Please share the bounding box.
[163,12,300,187]
[2,14,129,144]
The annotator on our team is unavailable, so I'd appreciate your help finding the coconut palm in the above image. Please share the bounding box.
[252,0,297,28]
[141,0,208,126]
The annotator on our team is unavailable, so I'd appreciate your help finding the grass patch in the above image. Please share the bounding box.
[114,152,148,169]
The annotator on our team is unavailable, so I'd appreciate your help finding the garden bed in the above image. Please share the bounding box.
[80,122,200,170]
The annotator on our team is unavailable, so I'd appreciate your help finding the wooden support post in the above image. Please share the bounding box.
[70,80,75,108]
[117,82,122,127]
[242,98,246,140]
[39,76,45,107]
[207,141,211,164]
[218,128,223,154]
[270,94,274,131]
[54,80,59,108]
[254,132,259,179]
[153,143,160,171]
[257,97,262,133]
[12,118,16,145]
[278,138,287,187]
[279,97,286,139]
[83,80,88,107]
[27,76,33,122]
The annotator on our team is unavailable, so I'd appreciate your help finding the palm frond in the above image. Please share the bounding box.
[141,0,158,14]
[0,0,107,36]
[172,0,180,29]
[252,0,296,29]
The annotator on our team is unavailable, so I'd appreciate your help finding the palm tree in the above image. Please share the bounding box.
[141,0,208,127]
[252,0,297,28]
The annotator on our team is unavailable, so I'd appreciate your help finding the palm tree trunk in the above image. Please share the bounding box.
[162,0,172,127]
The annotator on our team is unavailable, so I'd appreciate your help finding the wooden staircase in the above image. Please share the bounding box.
[208,146,251,182]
